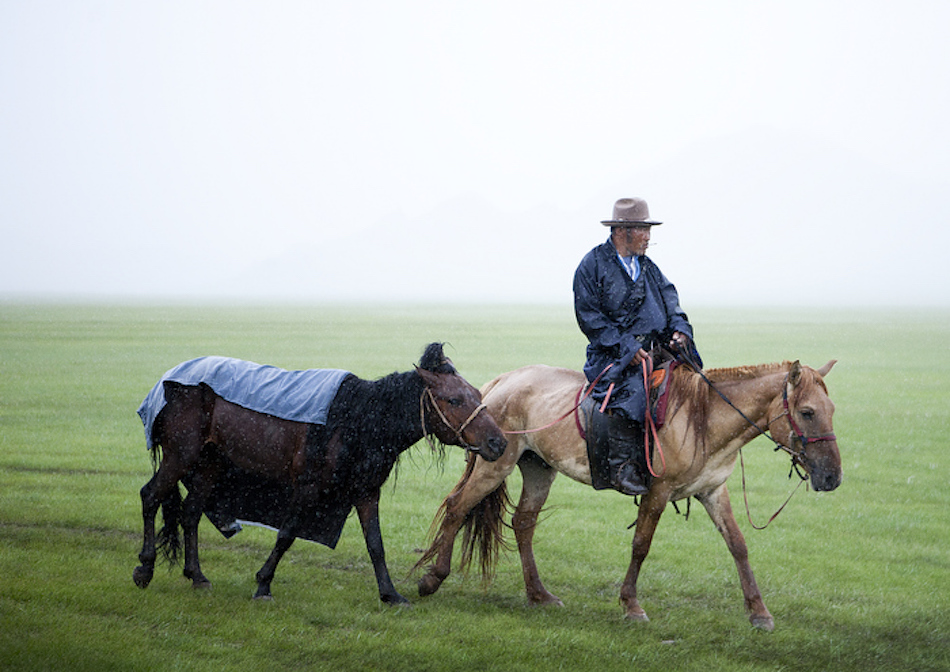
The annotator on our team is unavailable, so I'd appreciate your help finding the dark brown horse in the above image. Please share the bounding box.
[415,359,841,629]
[133,343,506,605]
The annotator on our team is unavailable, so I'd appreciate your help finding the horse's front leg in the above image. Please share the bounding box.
[696,484,774,631]
[254,522,297,601]
[619,487,670,621]
[356,491,407,605]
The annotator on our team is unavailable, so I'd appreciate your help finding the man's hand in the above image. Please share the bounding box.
[631,348,650,366]
[669,331,688,349]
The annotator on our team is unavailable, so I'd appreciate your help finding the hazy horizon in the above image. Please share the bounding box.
[3,2,948,307]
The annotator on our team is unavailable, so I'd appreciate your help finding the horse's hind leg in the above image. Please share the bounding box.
[135,448,189,588]
[134,468,171,588]
[134,384,211,590]
[513,452,561,606]
[179,455,221,589]
[417,449,520,597]
[696,484,774,631]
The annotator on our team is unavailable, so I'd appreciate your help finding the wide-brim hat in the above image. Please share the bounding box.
[601,197,662,226]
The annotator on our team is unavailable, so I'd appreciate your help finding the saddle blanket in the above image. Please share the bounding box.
[137,356,350,449]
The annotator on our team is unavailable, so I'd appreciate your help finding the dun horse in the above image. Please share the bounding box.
[134,343,506,605]
[415,359,841,629]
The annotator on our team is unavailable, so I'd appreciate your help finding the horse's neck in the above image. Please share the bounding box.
[382,371,428,450]
[707,368,787,448]
[347,371,426,453]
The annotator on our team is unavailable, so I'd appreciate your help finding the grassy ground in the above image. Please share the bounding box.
[1,303,947,671]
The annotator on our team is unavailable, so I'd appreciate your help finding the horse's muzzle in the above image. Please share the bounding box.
[810,468,842,492]
[478,435,508,462]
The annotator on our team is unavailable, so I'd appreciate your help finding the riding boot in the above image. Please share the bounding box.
[606,413,650,496]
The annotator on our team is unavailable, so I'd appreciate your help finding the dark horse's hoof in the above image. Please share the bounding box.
[133,565,153,589]
[382,593,412,607]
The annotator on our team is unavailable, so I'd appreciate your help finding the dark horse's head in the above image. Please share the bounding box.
[416,343,506,462]
[778,360,842,492]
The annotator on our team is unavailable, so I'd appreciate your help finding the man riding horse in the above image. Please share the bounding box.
[573,197,702,495]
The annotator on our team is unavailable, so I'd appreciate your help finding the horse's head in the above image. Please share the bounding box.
[416,343,507,462]
[773,360,842,492]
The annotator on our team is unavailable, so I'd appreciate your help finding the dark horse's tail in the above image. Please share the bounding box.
[156,485,183,565]
[415,454,513,583]
[147,444,183,565]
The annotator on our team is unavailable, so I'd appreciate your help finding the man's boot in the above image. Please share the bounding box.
[606,412,650,496]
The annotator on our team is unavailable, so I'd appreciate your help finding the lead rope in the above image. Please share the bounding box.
[739,447,806,530]
[504,363,614,436]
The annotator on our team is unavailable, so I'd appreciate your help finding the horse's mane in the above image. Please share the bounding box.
[323,343,455,466]
[419,342,457,375]
[702,361,792,383]
[666,361,794,445]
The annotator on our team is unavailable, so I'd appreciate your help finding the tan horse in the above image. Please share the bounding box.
[415,360,841,630]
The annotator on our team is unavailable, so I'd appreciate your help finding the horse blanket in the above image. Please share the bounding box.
[137,356,350,450]
[137,356,353,546]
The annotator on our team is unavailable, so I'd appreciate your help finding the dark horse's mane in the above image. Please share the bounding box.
[322,342,458,463]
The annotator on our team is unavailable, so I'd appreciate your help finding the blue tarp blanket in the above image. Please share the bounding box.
[137,356,351,449]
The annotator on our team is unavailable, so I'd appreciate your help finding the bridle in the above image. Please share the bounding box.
[698,367,837,529]
[420,387,487,449]
[772,379,838,473]
[698,368,835,479]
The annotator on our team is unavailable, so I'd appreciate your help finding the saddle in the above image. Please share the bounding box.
[582,354,677,491]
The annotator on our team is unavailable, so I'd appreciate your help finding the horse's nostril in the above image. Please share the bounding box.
[813,471,842,492]
[488,436,507,454]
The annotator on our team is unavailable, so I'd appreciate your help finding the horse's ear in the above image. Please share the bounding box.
[817,359,837,377]
[788,360,803,386]
[415,365,439,385]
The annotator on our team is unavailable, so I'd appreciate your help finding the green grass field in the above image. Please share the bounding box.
[1,303,948,671]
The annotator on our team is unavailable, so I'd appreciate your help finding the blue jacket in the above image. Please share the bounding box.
[573,237,695,422]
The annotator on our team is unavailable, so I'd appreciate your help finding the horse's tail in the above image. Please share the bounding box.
[458,466,513,584]
[414,452,513,583]
[156,485,183,565]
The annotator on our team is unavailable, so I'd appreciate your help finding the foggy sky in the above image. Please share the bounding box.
[2,1,948,306]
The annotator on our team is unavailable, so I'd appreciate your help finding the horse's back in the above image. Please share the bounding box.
[481,365,585,418]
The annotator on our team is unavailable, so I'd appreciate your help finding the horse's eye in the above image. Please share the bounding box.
[449,398,463,407]
[800,408,815,420]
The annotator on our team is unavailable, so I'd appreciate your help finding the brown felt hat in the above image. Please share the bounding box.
[601,197,662,226]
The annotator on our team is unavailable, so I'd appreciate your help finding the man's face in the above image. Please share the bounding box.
[617,226,651,256]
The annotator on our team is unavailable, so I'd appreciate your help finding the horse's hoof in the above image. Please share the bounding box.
[417,574,443,597]
[191,580,212,591]
[528,593,564,607]
[382,593,411,607]
[253,594,274,602]
[133,566,153,589]
[751,615,774,632]
[623,610,650,622]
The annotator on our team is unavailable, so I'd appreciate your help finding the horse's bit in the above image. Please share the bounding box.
[421,387,487,449]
